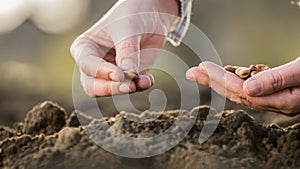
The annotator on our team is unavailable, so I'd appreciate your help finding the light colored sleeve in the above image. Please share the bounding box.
[167,0,193,47]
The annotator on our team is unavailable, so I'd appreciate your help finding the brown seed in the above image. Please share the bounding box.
[250,70,261,77]
[224,64,272,79]
[249,65,258,71]
[235,67,250,79]
[124,69,139,80]
[255,64,271,71]
[224,65,239,73]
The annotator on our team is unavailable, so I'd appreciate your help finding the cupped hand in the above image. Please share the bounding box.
[70,0,179,97]
[186,57,300,116]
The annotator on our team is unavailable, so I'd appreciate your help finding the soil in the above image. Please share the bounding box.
[0,101,299,169]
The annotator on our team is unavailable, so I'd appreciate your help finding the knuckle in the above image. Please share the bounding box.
[96,83,111,96]
[241,98,252,108]
[70,36,93,63]
[70,37,85,61]
[83,83,96,97]
[269,70,285,92]
[95,61,107,78]
[111,83,122,95]
[231,91,255,109]
[239,95,253,108]
[80,74,96,97]
[94,63,102,78]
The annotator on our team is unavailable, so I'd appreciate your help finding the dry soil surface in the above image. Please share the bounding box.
[0,101,299,169]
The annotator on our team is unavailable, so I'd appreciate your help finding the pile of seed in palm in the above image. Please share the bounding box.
[224,64,272,80]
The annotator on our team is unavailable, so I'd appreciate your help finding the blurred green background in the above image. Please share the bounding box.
[1,0,300,126]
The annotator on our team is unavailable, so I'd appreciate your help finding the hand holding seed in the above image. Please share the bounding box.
[186,58,300,116]
[71,0,179,97]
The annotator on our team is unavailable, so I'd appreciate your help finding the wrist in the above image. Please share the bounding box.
[155,0,180,33]
[157,0,180,16]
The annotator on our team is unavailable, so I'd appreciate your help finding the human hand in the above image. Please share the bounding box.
[70,0,179,97]
[186,57,300,116]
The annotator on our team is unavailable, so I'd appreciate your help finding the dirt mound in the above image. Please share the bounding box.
[23,101,67,135]
[0,101,299,169]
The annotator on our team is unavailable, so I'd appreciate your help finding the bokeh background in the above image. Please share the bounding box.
[1,0,300,126]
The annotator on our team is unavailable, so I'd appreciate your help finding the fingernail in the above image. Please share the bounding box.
[136,75,153,90]
[147,75,155,87]
[119,82,135,93]
[109,70,125,81]
[119,84,129,93]
[245,79,262,96]
[109,72,119,81]
[186,70,195,81]
[121,59,138,70]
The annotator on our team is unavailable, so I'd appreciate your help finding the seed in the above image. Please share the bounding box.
[224,65,239,73]
[255,64,271,71]
[249,65,258,71]
[124,69,139,80]
[224,64,272,80]
[235,67,250,79]
[250,70,261,77]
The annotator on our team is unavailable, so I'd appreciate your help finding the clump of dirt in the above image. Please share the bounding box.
[0,101,299,169]
[23,101,67,135]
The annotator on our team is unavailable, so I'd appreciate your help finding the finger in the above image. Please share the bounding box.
[240,87,300,116]
[187,62,250,104]
[115,35,140,71]
[78,55,124,81]
[186,67,210,86]
[71,37,124,81]
[244,57,300,96]
[135,73,155,91]
[80,72,136,97]
[139,35,167,72]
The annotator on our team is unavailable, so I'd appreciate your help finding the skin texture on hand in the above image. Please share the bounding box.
[186,57,300,116]
[70,0,180,97]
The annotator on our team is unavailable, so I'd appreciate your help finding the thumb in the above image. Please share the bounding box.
[244,57,300,96]
[115,35,140,71]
